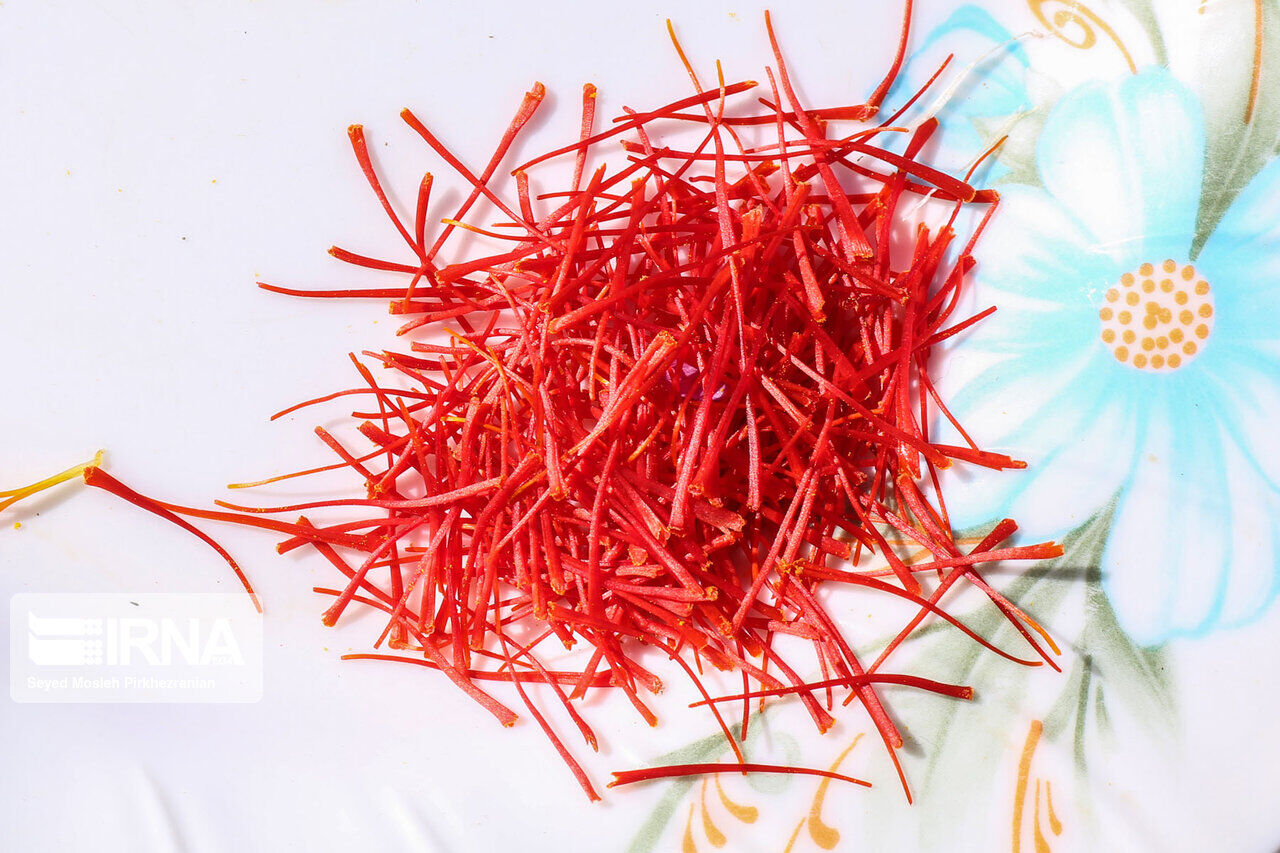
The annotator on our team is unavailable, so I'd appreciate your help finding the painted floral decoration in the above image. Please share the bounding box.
[940,67,1280,646]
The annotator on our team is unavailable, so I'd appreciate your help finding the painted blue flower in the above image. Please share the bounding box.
[886,4,1031,177]
[940,67,1280,646]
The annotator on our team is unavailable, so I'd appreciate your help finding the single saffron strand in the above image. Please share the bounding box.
[609,762,872,789]
[81,467,262,613]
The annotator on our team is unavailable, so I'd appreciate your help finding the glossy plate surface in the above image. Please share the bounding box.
[3,2,1278,850]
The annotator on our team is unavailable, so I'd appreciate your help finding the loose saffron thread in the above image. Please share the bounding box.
[608,763,872,790]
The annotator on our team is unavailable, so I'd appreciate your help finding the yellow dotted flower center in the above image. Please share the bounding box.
[1100,259,1213,372]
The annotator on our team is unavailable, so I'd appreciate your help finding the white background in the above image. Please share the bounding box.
[3,1,1280,851]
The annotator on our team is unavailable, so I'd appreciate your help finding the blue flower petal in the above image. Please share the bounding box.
[1200,342,1280,494]
[1198,155,1280,342]
[1103,374,1280,644]
[941,186,1115,376]
[1215,436,1280,629]
[884,4,1029,175]
[891,5,1030,119]
[939,347,1132,536]
[936,184,1135,533]
[1036,68,1204,264]
[967,185,1119,310]
[1165,386,1233,633]
[1102,397,1180,645]
[995,368,1138,537]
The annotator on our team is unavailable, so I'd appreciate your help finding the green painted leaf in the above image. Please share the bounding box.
[919,508,1115,776]
[973,106,1050,189]
[625,728,735,853]
[1191,0,1280,256]
[862,510,1115,849]
[1114,0,1169,65]
[1076,574,1175,728]
[624,717,791,853]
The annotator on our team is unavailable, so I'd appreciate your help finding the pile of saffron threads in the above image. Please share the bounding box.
[67,8,1067,801]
